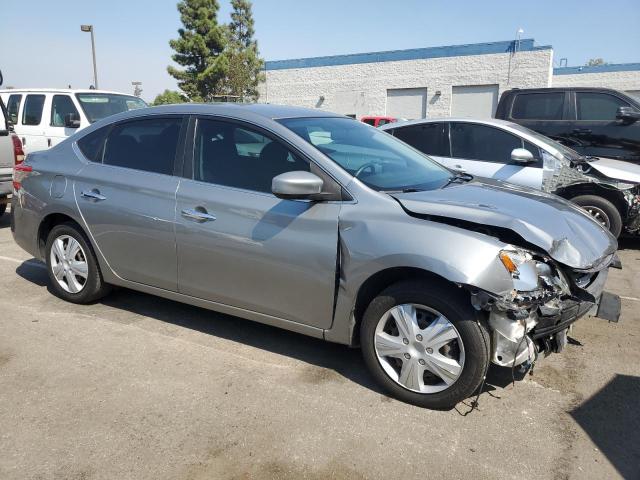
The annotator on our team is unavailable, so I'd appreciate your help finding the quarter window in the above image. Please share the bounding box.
[511,92,564,120]
[194,119,309,193]
[103,117,182,175]
[451,123,522,162]
[7,94,22,125]
[22,94,46,126]
[51,95,80,127]
[393,123,449,157]
[77,127,109,163]
[576,92,630,121]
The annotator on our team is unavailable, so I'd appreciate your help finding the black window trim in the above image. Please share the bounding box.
[185,114,351,201]
[49,94,81,128]
[508,91,570,122]
[74,114,187,178]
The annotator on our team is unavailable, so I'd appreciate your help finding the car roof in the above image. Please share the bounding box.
[0,88,135,95]
[379,117,517,130]
[502,87,623,94]
[105,103,346,122]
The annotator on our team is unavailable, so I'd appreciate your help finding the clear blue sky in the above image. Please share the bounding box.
[1,0,639,101]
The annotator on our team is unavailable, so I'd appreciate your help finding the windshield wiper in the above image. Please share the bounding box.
[442,171,473,188]
[381,188,424,194]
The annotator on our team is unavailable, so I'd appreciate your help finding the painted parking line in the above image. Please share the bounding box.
[0,255,46,269]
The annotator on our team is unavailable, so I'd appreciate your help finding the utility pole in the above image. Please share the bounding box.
[80,25,98,89]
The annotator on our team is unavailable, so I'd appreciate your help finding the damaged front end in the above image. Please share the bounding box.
[469,246,619,368]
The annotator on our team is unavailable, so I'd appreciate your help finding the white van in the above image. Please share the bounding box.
[0,89,147,152]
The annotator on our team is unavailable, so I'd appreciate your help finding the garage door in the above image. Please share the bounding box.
[386,88,427,120]
[451,84,499,118]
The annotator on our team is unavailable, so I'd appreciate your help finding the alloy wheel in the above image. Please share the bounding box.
[49,235,89,294]
[374,303,465,394]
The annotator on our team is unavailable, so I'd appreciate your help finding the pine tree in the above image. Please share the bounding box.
[167,0,228,102]
[223,0,264,101]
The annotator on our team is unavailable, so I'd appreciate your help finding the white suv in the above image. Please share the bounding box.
[0,89,147,153]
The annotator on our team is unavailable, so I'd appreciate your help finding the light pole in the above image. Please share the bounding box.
[80,24,98,89]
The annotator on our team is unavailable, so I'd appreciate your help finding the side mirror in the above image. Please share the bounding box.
[64,113,81,128]
[511,148,535,164]
[272,171,324,200]
[616,106,640,122]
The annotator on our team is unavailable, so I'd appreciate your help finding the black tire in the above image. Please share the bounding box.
[570,194,623,238]
[45,222,111,303]
[360,280,489,410]
[0,202,6,218]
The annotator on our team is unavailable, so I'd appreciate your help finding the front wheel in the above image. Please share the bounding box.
[360,280,489,409]
[570,194,623,238]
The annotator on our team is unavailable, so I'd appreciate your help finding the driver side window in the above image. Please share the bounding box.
[194,119,310,193]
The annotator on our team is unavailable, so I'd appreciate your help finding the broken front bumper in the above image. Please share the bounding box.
[489,266,621,367]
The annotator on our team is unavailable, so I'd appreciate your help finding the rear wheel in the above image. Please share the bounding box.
[570,194,623,238]
[360,280,489,409]
[45,222,110,303]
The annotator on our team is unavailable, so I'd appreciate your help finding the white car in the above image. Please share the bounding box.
[0,89,147,153]
[381,118,640,238]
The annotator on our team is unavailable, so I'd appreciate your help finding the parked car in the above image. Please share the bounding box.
[381,118,640,238]
[0,79,25,218]
[495,87,640,164]
[0,89,147,153]
[11,104,620,409]
[361,116,399,127]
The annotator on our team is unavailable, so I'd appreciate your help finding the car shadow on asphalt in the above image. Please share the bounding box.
[570,374,640,479]
[15,258,531,410]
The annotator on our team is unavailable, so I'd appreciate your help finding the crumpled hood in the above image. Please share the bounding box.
[586,157,640,184]
[392,178,617,270]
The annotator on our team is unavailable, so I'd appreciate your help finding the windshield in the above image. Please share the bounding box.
[75,93,147,123]
[509,123,582,161]
[278,117,453,191]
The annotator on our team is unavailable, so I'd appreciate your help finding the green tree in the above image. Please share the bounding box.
[586,58,608,66]
[223,0,264,101]
[152,89,188,106]
[167,0,228,101]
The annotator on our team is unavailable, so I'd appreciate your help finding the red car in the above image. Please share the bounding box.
[361,116,398,127]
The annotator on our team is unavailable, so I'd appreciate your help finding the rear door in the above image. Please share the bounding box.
[74,115,185,290]
[570,90,640,162]
[175,116,341,329]
[507,91,572,145]
[18,94,49,152]
[449,122,543,188]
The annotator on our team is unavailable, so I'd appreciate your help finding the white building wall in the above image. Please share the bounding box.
[552,70,640,93]
[259,49,553,119]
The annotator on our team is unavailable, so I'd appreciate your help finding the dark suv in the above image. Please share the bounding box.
[495,87,640,164]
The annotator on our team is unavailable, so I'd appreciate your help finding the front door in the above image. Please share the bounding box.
[74,115,184,290]
[448,122,543,188]
[175,117,340,329]
[49,94,82,147]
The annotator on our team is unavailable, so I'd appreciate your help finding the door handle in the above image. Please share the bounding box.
[81,189,107,201]
[181,208,216,222]
[47,138,52,148]
[22,137,26,146]
[573,128,592,135]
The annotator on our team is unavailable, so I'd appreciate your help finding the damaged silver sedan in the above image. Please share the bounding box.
[11,105,621,409]
[381,118,640,238]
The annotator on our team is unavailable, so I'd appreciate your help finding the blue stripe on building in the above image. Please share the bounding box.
[265,39,552,71]
[554,63,640,75]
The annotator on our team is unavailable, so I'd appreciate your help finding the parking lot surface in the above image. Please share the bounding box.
[0,210,638,480]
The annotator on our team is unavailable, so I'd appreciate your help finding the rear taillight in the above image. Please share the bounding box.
[13,163,32,191]
[11,134,25,165]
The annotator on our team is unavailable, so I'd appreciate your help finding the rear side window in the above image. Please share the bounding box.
[51,95,80,127]
[7,94,22,124]
[451,123,521,162]
[77,127,109,162]
[393,123,449,157]
[103,117,182,175]
[511,93,564,120]
[576,92,630,121]
[22,94,46,125]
